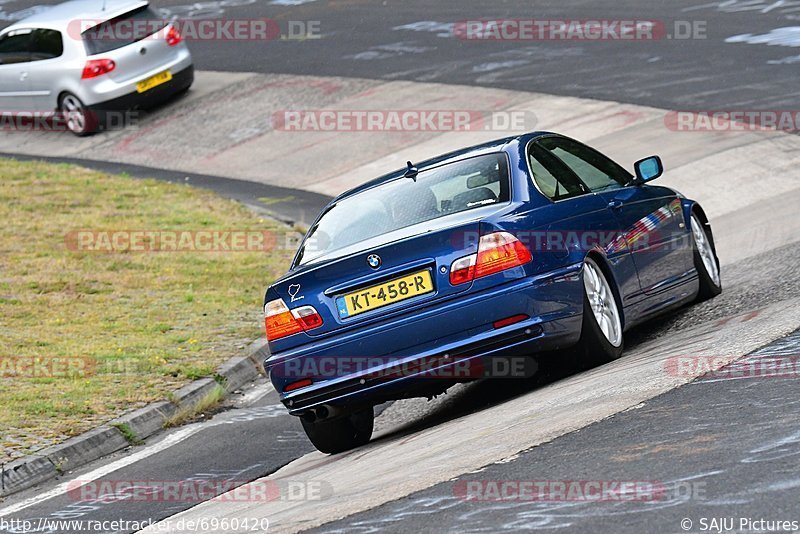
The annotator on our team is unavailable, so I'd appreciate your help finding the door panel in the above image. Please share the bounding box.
[26,29,65,111]
[525,142,639,304]
[599,186,692,292]
[536,135,693,295]
[0,65,33,112]
[22,62,54,111]
[0,30,33,112]
[538,194,642,304]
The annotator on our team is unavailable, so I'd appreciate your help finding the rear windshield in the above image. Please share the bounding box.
[295,153,510,266]
[82,6,166,55]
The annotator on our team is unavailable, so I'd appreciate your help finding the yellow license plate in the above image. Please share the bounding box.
[136,70,172,93]
[337,270,433,318]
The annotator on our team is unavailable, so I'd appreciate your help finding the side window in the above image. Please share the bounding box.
[539,137,632,193]
[528,142,588,201]
[0,30,32,65]
[30,29,63,61]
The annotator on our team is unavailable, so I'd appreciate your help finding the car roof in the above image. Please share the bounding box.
[4,0,149,32]
[332,131,552,202]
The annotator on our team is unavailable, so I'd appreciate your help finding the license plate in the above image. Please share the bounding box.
[136,70,172,93]
[336,270,433,318]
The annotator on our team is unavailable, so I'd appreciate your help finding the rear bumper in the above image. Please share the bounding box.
[266,263,585,416]
[80,44,193,107]
[89,64,194,114]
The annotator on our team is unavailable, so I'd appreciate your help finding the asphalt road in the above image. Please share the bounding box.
[313,329,800,534]
[4,0,800,110]
[357,240,800,434]
[0,384,316,534]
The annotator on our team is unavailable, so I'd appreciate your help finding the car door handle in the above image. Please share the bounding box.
[607,200,623,210]
[19,72,28,81]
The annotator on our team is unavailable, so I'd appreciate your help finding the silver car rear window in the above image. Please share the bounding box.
[295,153,511,266]
[82,6,166,55]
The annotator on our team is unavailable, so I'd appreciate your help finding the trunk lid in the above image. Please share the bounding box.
[270,213,491,343]
[266,151,514,351]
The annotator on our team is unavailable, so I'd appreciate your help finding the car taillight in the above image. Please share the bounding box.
[474,232,532,278]
[449,231,532,285]
[293,306,324,330]
[81,59,115,79]
[264,299,323,341]
[449,254,476,285]
[166,25,183,46]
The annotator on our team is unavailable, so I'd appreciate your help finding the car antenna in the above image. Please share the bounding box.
[404,161,418,182]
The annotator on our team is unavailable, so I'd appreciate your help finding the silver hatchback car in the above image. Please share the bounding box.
[0,0,193,135]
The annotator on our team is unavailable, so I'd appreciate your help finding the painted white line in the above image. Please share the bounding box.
[0,372,276,517]
[0,426,205,517]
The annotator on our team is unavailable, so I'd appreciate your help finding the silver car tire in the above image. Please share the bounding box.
[59,93,97,137]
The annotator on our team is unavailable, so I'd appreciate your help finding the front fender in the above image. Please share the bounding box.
[681,199,716,251]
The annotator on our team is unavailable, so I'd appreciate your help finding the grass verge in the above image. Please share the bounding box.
[0,158,292,461]
[163,384,226,429]
[111,422,144,446]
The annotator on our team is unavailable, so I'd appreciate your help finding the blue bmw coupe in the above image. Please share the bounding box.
[263,132,721,453]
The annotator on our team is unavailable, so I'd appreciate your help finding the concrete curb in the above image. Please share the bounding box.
[0,345,267,498]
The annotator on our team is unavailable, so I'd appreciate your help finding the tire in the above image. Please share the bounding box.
[59,93,97,136]
[300,408,374,454]
[690,214,722,302]
[572,257,624,367]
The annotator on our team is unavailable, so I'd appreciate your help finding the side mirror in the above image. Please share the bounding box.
[633,155,663,184]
